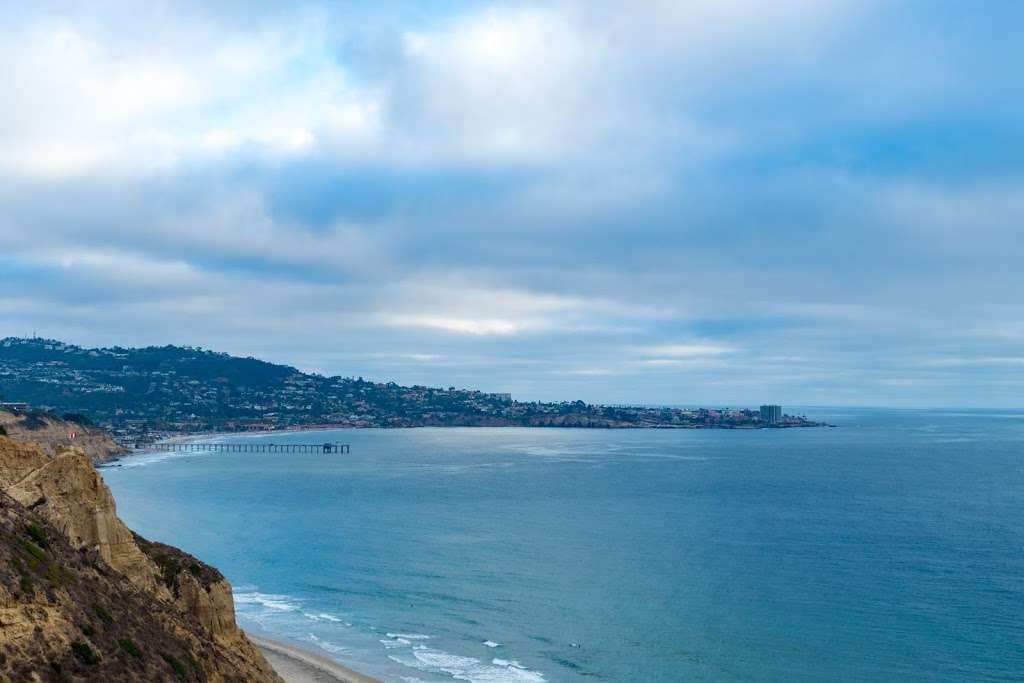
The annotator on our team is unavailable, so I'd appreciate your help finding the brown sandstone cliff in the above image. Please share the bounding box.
[0,436,282,682]
[0,410,127,464]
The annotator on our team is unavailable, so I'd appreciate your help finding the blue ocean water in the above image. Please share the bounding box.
[102,409,1024,682]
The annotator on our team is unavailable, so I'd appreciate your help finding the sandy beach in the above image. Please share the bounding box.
[248,634,382,683]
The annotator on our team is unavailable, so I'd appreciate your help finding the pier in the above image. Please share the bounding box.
[146,442,350,454]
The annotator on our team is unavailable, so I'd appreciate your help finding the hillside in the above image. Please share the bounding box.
[0,409,126,463]
[0,337,821,440]
[0,435,282,682]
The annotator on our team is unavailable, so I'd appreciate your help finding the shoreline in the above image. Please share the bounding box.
[101,422,831,465]
[246,633,382,683]
[136,420,831,446]
[99,438,381,682]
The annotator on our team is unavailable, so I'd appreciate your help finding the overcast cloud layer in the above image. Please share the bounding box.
[2,1,1022,407]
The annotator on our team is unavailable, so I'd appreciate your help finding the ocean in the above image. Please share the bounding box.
[102,408,1024,682]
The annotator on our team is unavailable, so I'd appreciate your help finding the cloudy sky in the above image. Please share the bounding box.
[1,1,1022,407]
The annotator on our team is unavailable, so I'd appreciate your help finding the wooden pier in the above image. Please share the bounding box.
[146,442,350,454]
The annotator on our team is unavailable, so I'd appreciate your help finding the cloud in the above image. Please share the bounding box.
[390,6,608,164]
[1,1,1023,406]
[370,284,651,337]
[636,344,735,358]
[377,315,525,336]
[0,1,867,177]
[0,11,381,178]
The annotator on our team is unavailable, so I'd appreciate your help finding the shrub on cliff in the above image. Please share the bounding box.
[71,641,100,666]
[119,638,143,660]
[18,412,50,431]
[160,652,187,677]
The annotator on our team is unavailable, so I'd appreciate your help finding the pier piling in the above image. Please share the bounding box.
[146,442,350,454]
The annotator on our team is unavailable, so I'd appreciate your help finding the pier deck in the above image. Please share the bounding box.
[146,442,350,454]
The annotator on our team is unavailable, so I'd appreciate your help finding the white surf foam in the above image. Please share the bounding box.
[316,612,343,622]
[113,449,209,469]
[386,632,431,640]
[306,634,347,654]
[388,646,545,683]
[303,611,344,623]
[492,659,527,669]
[234,591,301,613]
[381,637,411,647]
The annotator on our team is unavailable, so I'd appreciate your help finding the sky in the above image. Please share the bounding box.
[1,1,1022,408]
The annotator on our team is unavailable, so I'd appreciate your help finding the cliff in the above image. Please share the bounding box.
[0,436,282,682]
[0,410,126,464]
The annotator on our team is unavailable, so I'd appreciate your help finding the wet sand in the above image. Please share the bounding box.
[248,634,382,683]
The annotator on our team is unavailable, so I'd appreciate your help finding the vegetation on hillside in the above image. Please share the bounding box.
[1,337,821,438]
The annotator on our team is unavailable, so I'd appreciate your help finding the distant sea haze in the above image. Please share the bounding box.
[104,408,1024,682]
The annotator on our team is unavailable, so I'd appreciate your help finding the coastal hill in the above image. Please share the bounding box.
[0,409,126,464]
[0,337,822,442]
[0,433,282,682]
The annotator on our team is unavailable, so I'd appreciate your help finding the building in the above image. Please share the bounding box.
[759,405,782,424]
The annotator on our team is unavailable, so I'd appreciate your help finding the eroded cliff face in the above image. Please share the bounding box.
[132,534,242,639]
[0,410,127,464]
[0,436,282,682]
[3,448,156,591]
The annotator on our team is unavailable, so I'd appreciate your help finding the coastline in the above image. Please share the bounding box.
[247,633,382,683]
[109,423,830,681]
[96,435,381,681]
[135,419,831,447]
[99,420,830,466]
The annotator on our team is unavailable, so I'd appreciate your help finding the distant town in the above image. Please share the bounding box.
[0,337,825,445]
